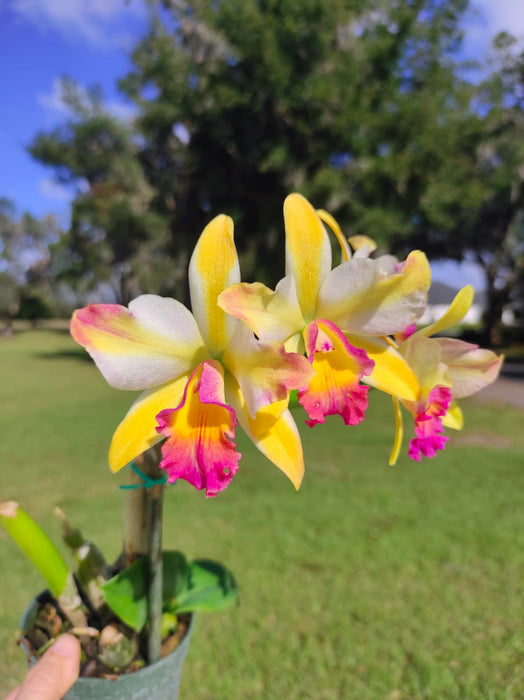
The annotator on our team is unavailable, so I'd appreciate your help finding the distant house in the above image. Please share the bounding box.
[417,281,485,327]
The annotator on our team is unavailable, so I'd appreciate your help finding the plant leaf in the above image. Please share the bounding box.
[162,551,190,607]
[101,557,148,632]
[101,553,238,628]
[0,501,69,598]
[169,559,238,614]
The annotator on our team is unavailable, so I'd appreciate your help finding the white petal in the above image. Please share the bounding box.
[71,296,206,390]
[317,252,430,335]
[434,338,504,398]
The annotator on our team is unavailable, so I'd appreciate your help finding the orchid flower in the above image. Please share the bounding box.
[389,285,504,464]
[218,193,431,428]
[71,215,314,497]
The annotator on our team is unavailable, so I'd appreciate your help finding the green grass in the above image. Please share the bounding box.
[1,330,523,699]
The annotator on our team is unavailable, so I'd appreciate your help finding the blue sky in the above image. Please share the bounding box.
[1,0,523,290]
[1,0,148,220]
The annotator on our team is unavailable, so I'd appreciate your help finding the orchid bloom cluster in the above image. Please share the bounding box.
[71,194,503,497]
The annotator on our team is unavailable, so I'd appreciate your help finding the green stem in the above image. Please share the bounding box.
[136,448,165,665]
[122,467,149,567]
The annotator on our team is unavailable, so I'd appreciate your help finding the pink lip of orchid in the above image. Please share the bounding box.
[71,214,314,497]
[218,193,432,429]
[389,285,504,465]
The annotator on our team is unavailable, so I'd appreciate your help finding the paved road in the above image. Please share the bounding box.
[474,362,524,408]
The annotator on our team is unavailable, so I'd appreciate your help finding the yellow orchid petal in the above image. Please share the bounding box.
[348,235,377,256]
[399,335,451,399]
[442,401,463,430]
[218,275,305,344]
[316,208,351,262]
[416,285,474,337]
[389,396,404,466]
[245,397,290,437]
[284,193,332,322]
[348,334,420,402]
[189,214,240,356]
[317,250,431,336]
[222,322,314,419]
[249,408,305,490]
[109,373,189,472]
[283,332,304,354]
[225,374,305,490]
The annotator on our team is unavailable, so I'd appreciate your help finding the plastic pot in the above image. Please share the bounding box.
[20,592,193,700]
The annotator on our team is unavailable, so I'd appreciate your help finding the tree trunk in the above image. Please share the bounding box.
[481,260,508,347]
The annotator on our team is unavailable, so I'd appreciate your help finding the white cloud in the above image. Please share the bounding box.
[462,0,524,61]
[10,0,147,49]
[38,79,137,123]
[39,178,74,202]
[103,99,137,123]
[37,80,72,118]
[475,0,524,37]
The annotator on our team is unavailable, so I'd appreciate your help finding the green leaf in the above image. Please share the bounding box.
[162,551,190,607]
[288,389,300,408]
[101,557,148,632]
[0,501,69,598]
[101,552,238,629]
[170,559,238,614]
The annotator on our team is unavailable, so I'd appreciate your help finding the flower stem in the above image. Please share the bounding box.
[122,468,148,566]
[139,448,165,665]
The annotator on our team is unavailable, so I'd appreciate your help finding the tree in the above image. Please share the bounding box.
[117,0,468,286]
[31,1,470,301]
[30,80,171,304]
[0,198,62,328]
[398,33,524,344]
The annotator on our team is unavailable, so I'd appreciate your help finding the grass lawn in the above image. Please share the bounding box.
[0,329,523,699]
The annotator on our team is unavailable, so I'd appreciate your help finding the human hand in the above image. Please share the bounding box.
[5,634,80,700]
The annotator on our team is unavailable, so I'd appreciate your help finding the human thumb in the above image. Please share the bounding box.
[14,634,80,700]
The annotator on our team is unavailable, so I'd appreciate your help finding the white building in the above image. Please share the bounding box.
[418,281,484,328]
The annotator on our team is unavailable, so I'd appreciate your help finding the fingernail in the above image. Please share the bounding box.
[50,634,78,658]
